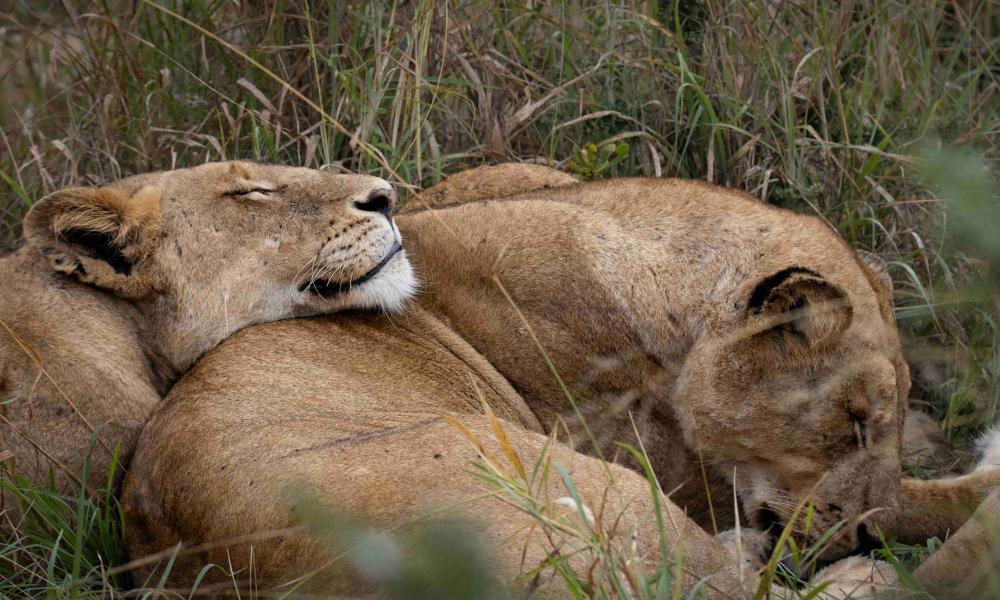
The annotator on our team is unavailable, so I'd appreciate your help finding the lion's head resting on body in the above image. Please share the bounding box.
[19,161,416,369]
[0,161,415,492]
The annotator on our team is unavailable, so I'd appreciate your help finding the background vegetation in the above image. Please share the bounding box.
[0,0,996,597]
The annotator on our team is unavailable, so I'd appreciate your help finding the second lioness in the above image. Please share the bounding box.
[121,172,992,596]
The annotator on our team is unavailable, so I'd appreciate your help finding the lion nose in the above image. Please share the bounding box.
[827,520,881,558]
[352,188,395,220]
[853,522,882,553]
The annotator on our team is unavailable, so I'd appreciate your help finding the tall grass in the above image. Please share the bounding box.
[0,0,997,597]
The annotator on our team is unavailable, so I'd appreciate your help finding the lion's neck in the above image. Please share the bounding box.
[399,199,713,423]
[398,196,776,528]
[399,201,735,524]
[139,296,233,378]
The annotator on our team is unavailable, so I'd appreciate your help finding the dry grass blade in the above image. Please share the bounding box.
[504,53,610,138]
[475,381,527,480]
[441,414,508,478]
[236,78,277,114]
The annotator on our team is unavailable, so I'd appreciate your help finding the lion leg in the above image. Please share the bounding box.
[898,426,1000,544]
[124,411,752,598]
[912,486,1000,599]
[402,163,577,213]
[899,470,1000,543]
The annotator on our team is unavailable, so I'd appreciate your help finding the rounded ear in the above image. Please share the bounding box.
[745,267,853,349]
[23,185,161,298]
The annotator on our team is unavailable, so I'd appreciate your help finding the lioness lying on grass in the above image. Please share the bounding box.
[122,165,1000,597]
[0,162,414,498]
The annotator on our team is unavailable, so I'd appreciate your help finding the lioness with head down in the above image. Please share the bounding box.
[0,161,414,497]
[121,166,1000,597]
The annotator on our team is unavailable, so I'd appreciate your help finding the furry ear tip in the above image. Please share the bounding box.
[856,249,887,270]
[127,186,162,221]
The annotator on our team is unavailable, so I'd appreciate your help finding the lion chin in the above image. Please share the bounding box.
[329,249,419,314]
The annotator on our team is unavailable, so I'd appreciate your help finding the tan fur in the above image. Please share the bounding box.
[402,178,912,555]
[811,556,899,598]
[912,487,1000,598]
[123,167,932,596]
[401,162,578,213]
[1,162,415,497]
[908,430,1000,598]
[124,310,753,597]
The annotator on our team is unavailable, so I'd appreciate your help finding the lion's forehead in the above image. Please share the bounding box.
[110,162,319,197]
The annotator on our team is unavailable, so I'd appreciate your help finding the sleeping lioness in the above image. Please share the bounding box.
[122,167,999,597]
[0,161,414,497]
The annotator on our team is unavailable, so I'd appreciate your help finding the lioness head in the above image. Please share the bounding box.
[675,261,908,560]
[22,161,416,370]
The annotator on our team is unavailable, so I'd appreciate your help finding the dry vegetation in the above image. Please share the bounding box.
[0,0,997,597]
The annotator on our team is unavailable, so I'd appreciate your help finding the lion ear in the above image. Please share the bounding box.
[23,185,162,298]
[856,250,893,296]
[745,267,853,349]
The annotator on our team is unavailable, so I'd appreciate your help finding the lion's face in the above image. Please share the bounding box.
[675,266,908,560]
[23,161,416,368]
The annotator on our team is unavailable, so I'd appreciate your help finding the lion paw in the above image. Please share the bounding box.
[811,556,898,599]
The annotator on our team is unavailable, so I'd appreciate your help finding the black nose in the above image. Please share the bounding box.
[854,522,882,554]
[353,188,394,219]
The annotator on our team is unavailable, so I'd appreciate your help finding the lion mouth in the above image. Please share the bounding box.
[300,242,402,297]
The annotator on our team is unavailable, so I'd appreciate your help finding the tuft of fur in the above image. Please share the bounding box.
[973,423,1000,471]
[352,251,419,314]
[48,186,160,247]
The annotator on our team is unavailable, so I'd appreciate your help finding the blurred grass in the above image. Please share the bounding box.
[0,0,997,597]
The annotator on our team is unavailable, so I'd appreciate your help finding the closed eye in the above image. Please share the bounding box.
[225,186,284,203]
[226,187,275,197]
[853,418,868,448]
